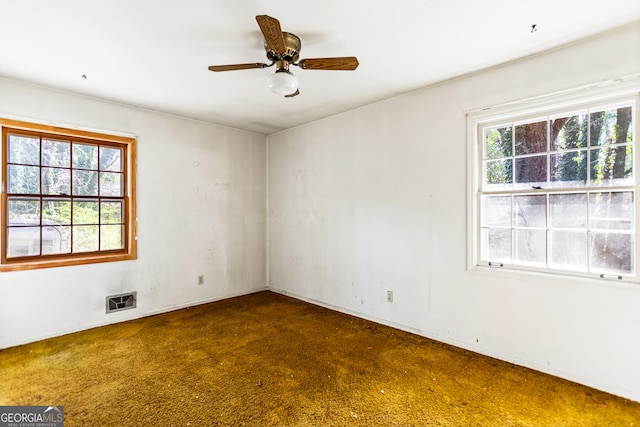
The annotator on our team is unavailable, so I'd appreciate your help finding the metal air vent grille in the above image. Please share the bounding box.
[106,292,137,313]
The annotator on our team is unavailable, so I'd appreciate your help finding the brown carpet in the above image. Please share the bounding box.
[1,291,638,426]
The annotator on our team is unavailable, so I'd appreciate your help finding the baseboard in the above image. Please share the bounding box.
[265,286,640,403]
[1,287,268,350]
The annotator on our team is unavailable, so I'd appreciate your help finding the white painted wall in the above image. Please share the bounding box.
[0,79,267,349]
[1,21,639,404]
[267,24,640,401]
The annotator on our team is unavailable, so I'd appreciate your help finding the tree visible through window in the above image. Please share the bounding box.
[1,120,136,271]
[478,101,636,278]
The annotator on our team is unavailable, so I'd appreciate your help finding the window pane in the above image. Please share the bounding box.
[72,143,98,169]
[42,167,71,195]
[481,228,511,263]
[100,225,124,250]
[42,225,71,255]
[9,134,40,165]
[42,199,71,225]
[2,125,133,268]
[589,191,633,231]
[100,146,122,172]
[42,139,70,167]
[73,200,99,225]
[100,201,123,224]
[72,170,99,196]
[514,195,546,228]
[100,172,123,197]
[482,196,511,227]
[484,126,512,159]
[7,226,41,257]
[8,197,40,225]
[589,145,633,186]
[515,120,547,155]
[513,229,546,266]
[72,225,99,253]
[8,165,40,194]
[550,151,587,187]
[549,231,587,271]
[590,232,633,274]
[590,106,633,146]
[514,155,547,189]
[478,102,634,278]
[551,114,587,151]
[484,159,512,189]
[549,193,587,229]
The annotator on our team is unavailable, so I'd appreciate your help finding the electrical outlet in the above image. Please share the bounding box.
[386,290,393,303]
[198,275,204,285]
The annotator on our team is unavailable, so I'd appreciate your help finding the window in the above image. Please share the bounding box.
[472,94,638,281]
[1,119,136,271]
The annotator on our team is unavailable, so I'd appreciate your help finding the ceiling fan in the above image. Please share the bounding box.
[208,15,359,98]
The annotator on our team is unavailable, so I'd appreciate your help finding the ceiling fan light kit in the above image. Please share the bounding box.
[208,15,359,98]
[268,69,299,96]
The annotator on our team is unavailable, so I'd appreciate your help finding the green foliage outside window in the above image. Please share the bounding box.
[6,133,125,256]
[480,102,635,277]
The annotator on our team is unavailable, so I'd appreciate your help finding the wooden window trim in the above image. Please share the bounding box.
[0,118,137,271]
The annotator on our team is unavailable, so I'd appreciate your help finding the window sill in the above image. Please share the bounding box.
[0,252,137,272]
[468,263,640,289]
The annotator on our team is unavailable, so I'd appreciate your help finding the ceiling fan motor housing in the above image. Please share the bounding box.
[265,32,301,63]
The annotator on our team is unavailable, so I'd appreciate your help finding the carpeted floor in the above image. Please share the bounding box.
[1,291,638,426]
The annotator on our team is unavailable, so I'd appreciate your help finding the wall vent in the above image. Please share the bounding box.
[106,292,137,314]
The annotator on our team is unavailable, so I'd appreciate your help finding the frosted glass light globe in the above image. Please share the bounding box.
[267,70,299,96]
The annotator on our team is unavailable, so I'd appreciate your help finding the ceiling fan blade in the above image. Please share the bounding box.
[256,15,286,55]
[284,89,300,98]
[208,63,269,72]
[298,57,359,71]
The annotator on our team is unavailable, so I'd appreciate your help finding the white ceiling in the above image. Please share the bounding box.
[1,1,639,135]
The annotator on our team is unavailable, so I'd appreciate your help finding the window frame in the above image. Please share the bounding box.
[468,84,639,283]
[0,118,137,271]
